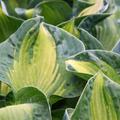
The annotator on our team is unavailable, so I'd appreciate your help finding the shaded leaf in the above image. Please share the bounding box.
[112,40,120,54]
[0,4,22,42]
[52,109,65,120]
[62,18,80,38]
[35,0,72,25]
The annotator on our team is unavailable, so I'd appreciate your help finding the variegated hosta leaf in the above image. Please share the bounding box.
[93,0,120,50]
[0,87,52,120]
[78,13,110,31]
[66,72,120,120]
[78,0,105,16]
[0,4,22,43]
[79,28,104,49]
[60,18,103,50]
[52,109,65,120]
[66,50,120,83]
[72,0,93,16]
[0,17,85,98]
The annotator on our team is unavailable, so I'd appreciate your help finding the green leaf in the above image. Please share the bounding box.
[0,17,85,99]
[35,0,72,25]
[91,1,120,50]
[79,28,104,49]
[60,18,104,50]
[0,82,10,96]
[68,72,120,120]
[61,18,80,38]
[0,87,52,120]
[66,50,120,83]
[0,4,22,42]
[2,0,42,16]
[79,13,110,31]
[72,0,93,16]
[52,109,65,120]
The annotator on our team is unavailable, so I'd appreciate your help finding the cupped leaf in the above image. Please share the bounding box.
[66,50,120,83]
[16,87,49,104]
[0,17,85,98]
[0,4,23,42]
[67,72,120,120]
[0,87,52,120]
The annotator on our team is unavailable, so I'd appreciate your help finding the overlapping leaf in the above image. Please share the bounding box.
[0,17,85,98]
[0,3,22,43]
[66,50,120,83]
[0,87,52,120]
[63,72,120,120]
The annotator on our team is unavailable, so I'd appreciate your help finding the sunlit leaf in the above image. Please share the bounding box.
[0,17,85,99]
[78,0,105,16]
[66,50,120,83]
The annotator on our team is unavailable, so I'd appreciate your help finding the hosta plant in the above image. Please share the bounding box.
[0,0,120,120]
